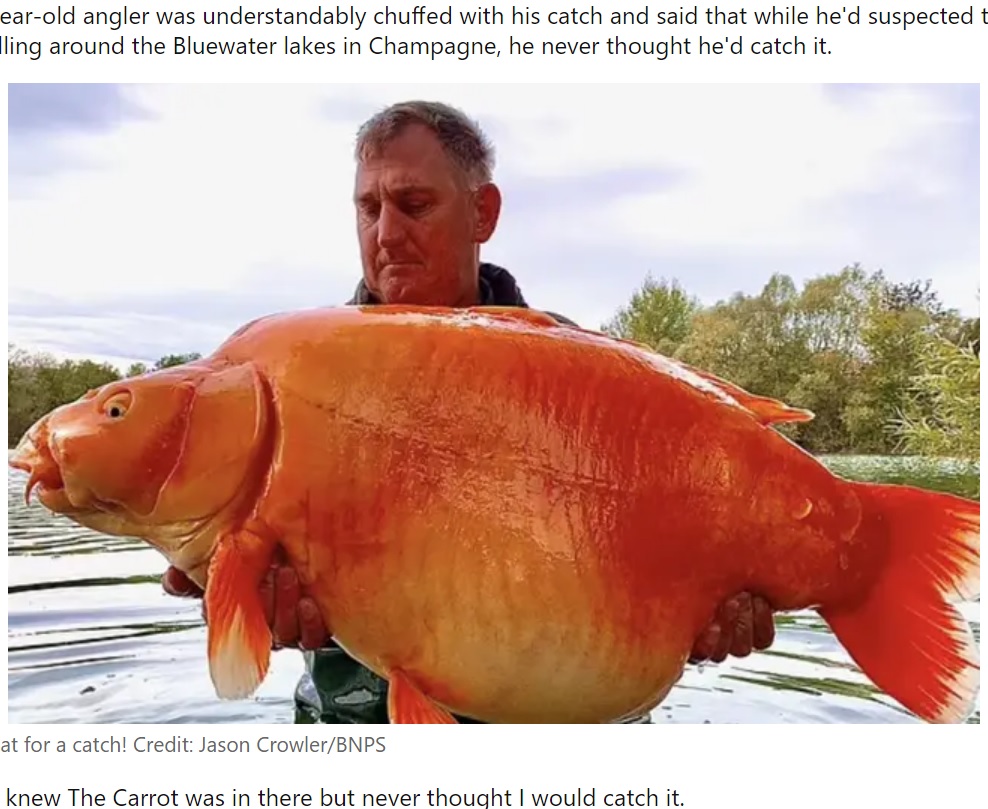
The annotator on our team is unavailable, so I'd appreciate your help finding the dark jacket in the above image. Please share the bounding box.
[294,263,576,724]
[346,262,577,327]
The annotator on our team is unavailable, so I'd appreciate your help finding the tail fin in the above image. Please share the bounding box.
[821,482,980,724]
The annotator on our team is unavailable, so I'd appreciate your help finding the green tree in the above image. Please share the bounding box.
[678,274,809,403]
[8,346,208,447]
[850,277,961,453]
[795,264,874,355]
[7,345,121,447]
[154,352,202,370]
[781,266,876,452]
[676,304,747,381]
[938,313,979,357]
[602,276,699,356]
[895,336,979,459]
[881,278,947,316]
[785,351,863,453]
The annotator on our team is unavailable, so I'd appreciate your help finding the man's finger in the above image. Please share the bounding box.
[162,566,203,598]
[298,598,329,651]
[272,567,301,648]
[689,622,721,663]
[711,597,738,663]
[711,628,732,662]
[751,595,776,651]
[729,592,754,658]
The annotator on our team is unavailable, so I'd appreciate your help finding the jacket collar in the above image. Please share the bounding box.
[348,262,528,307]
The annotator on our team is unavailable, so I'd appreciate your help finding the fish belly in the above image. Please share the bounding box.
[246,309,855,721]
[305,515,694,724]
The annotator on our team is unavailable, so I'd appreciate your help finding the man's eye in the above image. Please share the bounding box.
[403,200,430,216]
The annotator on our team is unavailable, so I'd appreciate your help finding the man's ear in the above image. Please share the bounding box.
[473,182,502,244]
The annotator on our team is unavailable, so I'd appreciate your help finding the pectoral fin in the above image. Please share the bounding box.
[205,529,275,699]
[387,670,458,724]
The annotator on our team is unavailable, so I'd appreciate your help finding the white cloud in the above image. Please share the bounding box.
[10,84,363,303]
[499,84,966,253]
[8,83,980,364]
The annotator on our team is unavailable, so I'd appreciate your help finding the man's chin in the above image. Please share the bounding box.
[378,278,458,307]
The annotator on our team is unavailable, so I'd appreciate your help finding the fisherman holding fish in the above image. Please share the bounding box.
[160,100,778,723]
[14,100,977,723]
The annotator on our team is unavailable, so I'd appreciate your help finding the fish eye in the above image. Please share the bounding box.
[101,391,133,420]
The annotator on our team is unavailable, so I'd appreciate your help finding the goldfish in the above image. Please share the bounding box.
[9,306,980,723]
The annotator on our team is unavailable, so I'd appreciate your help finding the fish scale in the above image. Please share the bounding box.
[254,320,728,720]
[8,305,980,723]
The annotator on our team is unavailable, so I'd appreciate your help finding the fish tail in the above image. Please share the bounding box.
[821,482,979,723]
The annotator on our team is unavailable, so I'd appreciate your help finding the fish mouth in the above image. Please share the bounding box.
[10,437,115,516]
[10,431,66,507]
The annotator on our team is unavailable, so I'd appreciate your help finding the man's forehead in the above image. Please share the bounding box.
[356,163,434,185]
[354,125,461,190]
[353,170,444,198]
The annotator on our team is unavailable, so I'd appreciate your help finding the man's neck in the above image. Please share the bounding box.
[457,285,482,308]
[454,263,483,307]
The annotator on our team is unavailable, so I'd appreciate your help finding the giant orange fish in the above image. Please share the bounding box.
[9,306,980,723]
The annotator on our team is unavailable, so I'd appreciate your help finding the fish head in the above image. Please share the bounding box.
[9,361,271,580]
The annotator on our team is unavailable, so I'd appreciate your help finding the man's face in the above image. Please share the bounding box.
[354,124,499,307]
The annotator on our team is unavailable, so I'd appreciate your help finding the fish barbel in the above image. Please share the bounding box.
[9,306,980,723]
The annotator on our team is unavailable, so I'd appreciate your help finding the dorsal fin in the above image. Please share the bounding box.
[606,333,815,426]
[374,305,814,426]
[468,306,563,327]
[361,305,564,329]
[679,364,814,425]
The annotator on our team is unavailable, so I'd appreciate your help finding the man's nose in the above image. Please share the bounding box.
[376,203,406,248]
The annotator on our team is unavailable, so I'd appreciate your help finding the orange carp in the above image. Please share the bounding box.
[9,306,980,723]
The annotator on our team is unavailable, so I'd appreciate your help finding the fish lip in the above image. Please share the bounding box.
[10,433,67,506]
[9,456,32,474]
[11,425,120,518]
[26,467,67,507]
[35,485,76,514]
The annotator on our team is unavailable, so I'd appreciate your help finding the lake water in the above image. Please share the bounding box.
[7,456,980,724]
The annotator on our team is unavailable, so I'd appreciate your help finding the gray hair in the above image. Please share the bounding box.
[355,100,495,186]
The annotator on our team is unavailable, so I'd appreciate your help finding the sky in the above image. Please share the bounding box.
[7,83,981,370]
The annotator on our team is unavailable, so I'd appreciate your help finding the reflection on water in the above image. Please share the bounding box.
[7,456,980,724]
[7,473,304,724]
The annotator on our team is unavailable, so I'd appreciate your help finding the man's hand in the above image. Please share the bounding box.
[162,565,204,598]
[259,565,329,651]
[690,592,775,663]
[161,560,330,651]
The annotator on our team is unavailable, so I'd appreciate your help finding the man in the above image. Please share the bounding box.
[164,100,776,723]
